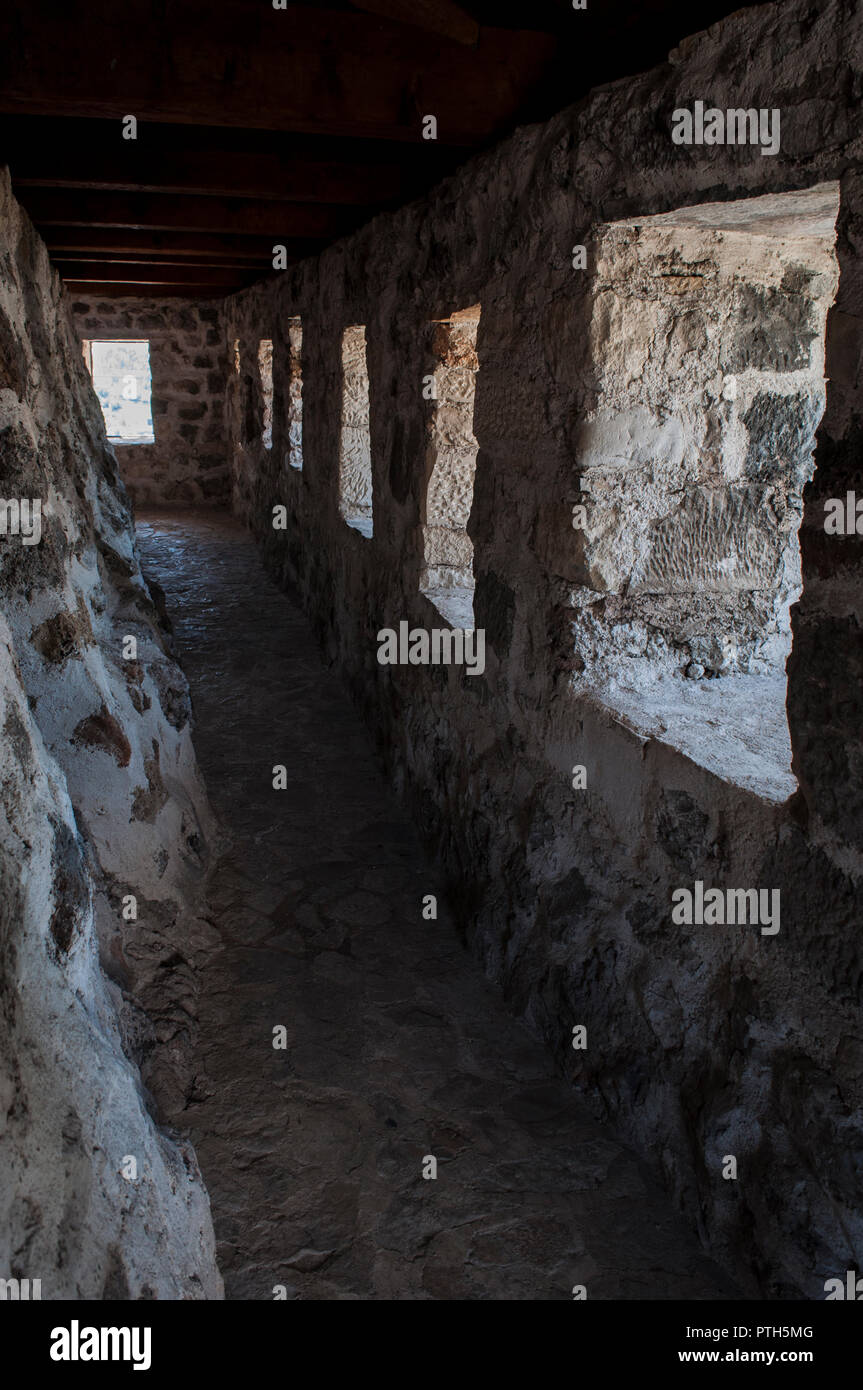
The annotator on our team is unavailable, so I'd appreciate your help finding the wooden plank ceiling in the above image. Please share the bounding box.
[0,0,756,299]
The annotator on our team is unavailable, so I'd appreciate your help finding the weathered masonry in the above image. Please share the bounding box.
[222,0,863,1296]
[2,0,863,1303]
[72,297,231,507]
[0,171,221,1297]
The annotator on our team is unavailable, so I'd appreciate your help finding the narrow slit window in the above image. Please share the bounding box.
[286,317,303,471]
[420,304,481,627]
[83,339,154,444]
[338,325,372,536]
[258,338,273,450]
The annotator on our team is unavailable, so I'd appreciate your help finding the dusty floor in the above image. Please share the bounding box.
[136,508,737,1301]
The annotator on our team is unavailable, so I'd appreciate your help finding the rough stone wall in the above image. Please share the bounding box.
[224,0,863,1297]
[0,168,222,1298]
[72,296,230,507]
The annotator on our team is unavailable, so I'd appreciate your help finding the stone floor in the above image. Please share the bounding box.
[136,508,737,1302]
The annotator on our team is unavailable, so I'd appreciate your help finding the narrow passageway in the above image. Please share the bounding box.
[136,508,734,1302]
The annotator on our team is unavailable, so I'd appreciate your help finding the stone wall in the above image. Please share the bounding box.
[223,0,863,1297]
[0,168,222,1298]
[72,296,230,507]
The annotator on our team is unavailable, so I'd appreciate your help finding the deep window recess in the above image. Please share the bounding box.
[258,339,273,450]
[286,318,303,471]
[338,325,373,537]
[419,304,481,628]
[569,183,840,801]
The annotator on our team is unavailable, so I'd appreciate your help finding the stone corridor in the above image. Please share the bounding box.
[135,509,734,1301]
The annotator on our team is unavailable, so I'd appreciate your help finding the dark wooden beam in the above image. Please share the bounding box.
[0,3,556,145]
[65,282,230,299]
[0,116,469,173]
[40,227,323,263]
[450,0,574,29]
[56,260,262,289]
[16,188,366,239]
[349,0,480,46]
[7,138,417,206]
[54,252,273,271]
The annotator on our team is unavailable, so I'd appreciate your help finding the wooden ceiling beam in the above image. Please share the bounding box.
[40,227,322,262]
[18,188,366,239]
[0,116,470,170]
[0,3,556,144]
[55,252,272,271]
[444,0,575,29]
[348,0,480,46]
[6,140,422,206]
[65,282,230,299]
[14,160,404,207]
[58,262,259,288]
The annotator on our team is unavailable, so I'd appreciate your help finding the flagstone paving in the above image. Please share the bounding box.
[136,507,737,1302]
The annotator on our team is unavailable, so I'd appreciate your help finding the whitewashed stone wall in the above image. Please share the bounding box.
[0,169,222,1298]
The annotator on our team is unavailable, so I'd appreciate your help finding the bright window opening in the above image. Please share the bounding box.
[420,304,481,628]
[338,325,373,537]
[82,339,154,444]
[286,318,303,471]
[258,338,273,450]
[570,183,840,801]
